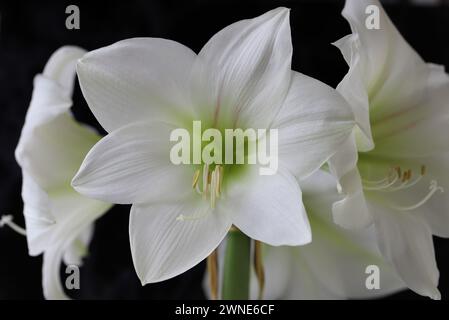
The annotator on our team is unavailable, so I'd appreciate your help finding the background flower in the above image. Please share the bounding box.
[329,0,449,299]
[14,46,112,299]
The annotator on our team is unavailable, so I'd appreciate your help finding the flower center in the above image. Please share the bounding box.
[176,164,224,221]
[361,165,444,211]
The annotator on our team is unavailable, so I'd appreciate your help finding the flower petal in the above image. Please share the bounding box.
[228,166,311,246]
[42,193,110,300]
[333,34,373,151]
[63,224,94,266]
[42,245,68,300]
[339,0,428,123]
[129,200,232,284]
[21,173,53,256]
[273,71,355,179]
[191,7,292,129]
[17,110,101,193]
[369,63,449,158]
[77,38,197,132]
[370,203,441,299]
[328,134,372,229]
[72,121,192,205]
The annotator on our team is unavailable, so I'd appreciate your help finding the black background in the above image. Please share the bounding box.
[0,0,448,300]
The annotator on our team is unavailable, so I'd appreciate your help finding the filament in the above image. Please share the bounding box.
[390,180,444,211]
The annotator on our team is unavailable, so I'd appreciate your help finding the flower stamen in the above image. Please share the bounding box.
[363,165,429,192]
[390,180,444,211]
[192,169,201,188]
[179,165,224,220]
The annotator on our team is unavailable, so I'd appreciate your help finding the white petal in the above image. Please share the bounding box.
[21,173,53,256]
[129,200,232,284]
[273,71,354,179]
[43,46,87,92]
[328,134,372,228]
[228,166,311,246]
[42,245,68,300]
[17,111,101,193]
[370,203,441,299]
[333,34,373,151]
[369,63,449,158]
[41,191,110,300]
[77,38,197,132]
[340,0,428,121]
[191,7,292,129]
[63,224,94,266]
[72,121,192,205]
[14,46,85,144]
[39,190,109,300]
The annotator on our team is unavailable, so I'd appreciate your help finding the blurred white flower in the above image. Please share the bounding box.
[250,170,405,299]
[72,8,354,285]
[14,46,112,299]
[329,0,449,299]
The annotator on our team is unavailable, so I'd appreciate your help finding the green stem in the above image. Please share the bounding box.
[221,228,251,300]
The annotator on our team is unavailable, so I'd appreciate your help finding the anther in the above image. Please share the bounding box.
[192,169,201,188]
[402,170,408,182]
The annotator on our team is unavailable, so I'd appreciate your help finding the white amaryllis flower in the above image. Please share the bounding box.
[72,7,354,284]
[329,0,449,299]
[250,170,405,299]
[14,46,111,299]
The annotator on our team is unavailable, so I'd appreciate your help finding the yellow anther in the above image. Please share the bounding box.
[402,170,408,182]
[407,169,412,181]
[214,165,222,198]
[192,169,201,188]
